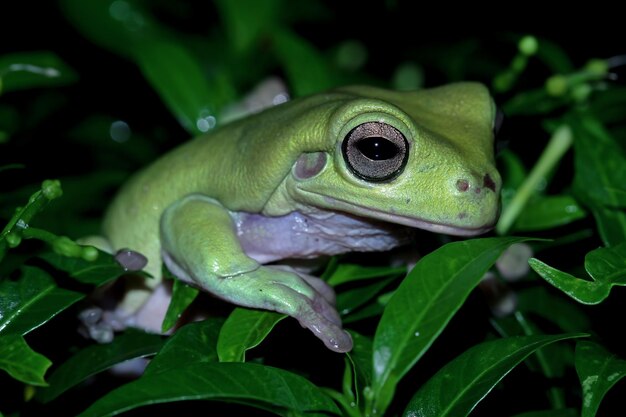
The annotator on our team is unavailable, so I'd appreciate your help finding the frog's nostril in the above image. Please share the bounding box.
[483,174,497,192]
[456,179,469,192]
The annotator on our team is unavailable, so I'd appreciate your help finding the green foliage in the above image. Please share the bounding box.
[575,341,626,417]
[1,1,625,416]
[217,308,286,362]
[371,237,529,414]
[529,243,626,304]
[402,334,585,417]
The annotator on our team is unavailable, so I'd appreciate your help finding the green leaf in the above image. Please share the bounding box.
[217,308,286,362]
[146,319,222,375]
[40,330,165,402]
[402,333,584,417]
[60,0,234,132]
[576,341,626,417]
[272,28,334,96]
[337,277,395,316]
[59,0,162,58]
[571,113,626,208]
[0,52,76,92]
[133,40,222,136]
[342,295,388,324]
[589,205,626,248]
[327,263,406,286]
[214,0,280,54]
[529,242,626,304]
[0,334,52,386]
[38,250,129,286]
[493,311,575,398]
[513,195,586,231]
[371,237,529,414]
[161,279,199,332]
[516,287,591,332]
[0,266,83,336]
[77,362,340,417]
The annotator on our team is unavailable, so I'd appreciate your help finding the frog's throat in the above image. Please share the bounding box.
[297,190,495,237]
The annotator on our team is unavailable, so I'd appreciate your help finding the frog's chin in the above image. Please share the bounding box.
[303,193,495,237]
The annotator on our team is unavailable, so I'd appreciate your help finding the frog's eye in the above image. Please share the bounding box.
[342,121,409,182]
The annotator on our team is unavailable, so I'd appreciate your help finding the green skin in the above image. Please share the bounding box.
[103,82,501,353]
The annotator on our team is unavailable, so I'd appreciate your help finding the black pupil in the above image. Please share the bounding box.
[356,137,398,160]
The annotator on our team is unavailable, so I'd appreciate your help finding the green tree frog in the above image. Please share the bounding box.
[102,82,501,353]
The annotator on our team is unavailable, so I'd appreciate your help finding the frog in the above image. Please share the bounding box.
[101,82,501,353]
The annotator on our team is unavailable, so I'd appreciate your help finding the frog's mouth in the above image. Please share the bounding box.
[300,191,497,237]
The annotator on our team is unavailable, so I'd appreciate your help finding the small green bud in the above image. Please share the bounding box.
[5,232,22,248]
[518,36,539,56]
[81,246,99,261]
[584,58,609,76]
[53,236,81,257]
[545,75,568,96]
[42,179,63,200]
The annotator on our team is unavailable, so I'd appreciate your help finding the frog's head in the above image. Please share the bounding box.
[274,82,501,236]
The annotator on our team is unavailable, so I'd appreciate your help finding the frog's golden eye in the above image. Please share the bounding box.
[342,121,408,182]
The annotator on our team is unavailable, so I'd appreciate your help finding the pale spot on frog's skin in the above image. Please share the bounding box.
[142,184,150,194]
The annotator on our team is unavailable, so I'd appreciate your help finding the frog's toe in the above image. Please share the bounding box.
[296,301,353,353]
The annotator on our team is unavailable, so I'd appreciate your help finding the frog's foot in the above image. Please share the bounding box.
[292,291,352,351]
[271,265,337,306]
[209,266,352,352]
[78,307,116,343]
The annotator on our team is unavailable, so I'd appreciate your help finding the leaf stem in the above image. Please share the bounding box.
[496,124,573,235]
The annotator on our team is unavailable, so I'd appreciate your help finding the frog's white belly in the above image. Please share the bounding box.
[232,210,413,264]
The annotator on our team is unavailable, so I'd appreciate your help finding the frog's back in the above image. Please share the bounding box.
[102,90,356,275]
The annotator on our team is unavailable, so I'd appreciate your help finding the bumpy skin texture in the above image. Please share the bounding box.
[103,82,501,352]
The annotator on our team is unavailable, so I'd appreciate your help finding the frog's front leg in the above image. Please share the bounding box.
[160,194,353,353]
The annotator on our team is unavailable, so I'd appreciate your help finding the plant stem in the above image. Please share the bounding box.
[496,124,573,235]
